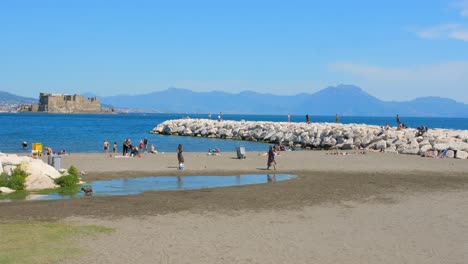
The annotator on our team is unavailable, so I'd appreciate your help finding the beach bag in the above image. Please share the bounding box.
[178,163,185,170]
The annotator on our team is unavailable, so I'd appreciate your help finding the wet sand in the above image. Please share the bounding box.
[1,151,468,263]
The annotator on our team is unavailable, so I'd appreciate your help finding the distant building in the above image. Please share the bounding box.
[20,93,102,113]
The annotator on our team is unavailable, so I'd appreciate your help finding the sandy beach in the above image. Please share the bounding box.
[2,151,468,263]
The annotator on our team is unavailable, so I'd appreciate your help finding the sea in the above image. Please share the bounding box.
[1,113,467,154]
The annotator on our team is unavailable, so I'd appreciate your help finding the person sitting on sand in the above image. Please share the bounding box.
[130,146,139,157]
[45,147,53,155]
[149,144,157,154]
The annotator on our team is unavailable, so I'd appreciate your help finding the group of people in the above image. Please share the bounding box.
[102,138,158,157]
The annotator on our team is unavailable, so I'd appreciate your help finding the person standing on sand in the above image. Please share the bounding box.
[143,137,148,152]
[177,144,184,170]
[139,139,144,153]
[267,145,276,170]
[113,142,117,153]
[103,140,109,153]
[335,114,339,123]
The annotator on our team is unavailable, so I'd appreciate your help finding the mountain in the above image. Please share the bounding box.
[99,85,468,117]
[3,85,468,117]
[0,91,37,109]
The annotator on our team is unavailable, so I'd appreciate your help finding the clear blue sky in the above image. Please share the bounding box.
[1,0,468,103]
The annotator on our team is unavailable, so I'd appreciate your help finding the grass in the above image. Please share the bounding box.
[0,221,114,264]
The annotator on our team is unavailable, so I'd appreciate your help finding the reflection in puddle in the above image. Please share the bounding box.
[21,174,296,201]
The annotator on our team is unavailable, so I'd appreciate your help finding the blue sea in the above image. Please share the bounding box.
[1,113,467,154]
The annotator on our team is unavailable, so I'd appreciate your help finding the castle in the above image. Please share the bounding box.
[20,93,102,113]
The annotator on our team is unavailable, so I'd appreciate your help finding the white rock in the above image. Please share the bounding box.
[455,150,468,159]
[0,187,15,194]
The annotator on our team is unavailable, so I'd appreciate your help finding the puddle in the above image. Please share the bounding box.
[2,174,296,201]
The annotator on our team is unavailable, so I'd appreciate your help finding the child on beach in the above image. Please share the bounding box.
[267,146,276,170]
[177,144,184,170]
[113,142,117,153]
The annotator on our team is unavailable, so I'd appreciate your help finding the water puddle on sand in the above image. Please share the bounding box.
[2,174,297,201]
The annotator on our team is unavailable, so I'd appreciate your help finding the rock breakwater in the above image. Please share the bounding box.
[151,119,468,159]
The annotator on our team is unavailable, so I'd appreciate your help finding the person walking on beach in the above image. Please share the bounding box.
[305,114,310,124]
[103,140,109,153]
[396,114,401,125]
[335,114,339,123]
[177,144,184,170]
[267,146,276,170]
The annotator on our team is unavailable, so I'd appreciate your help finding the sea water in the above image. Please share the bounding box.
[1,113,467,153]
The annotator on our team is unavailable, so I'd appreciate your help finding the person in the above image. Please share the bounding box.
[217,112,223,122]
[416,125,428,136]
[287,114,291,123]
[377,126,385,137]
[113,142,117,153]
[45,146,53,155]
[103,140,109,153]
[305,114,310,124]
[177,144,184,170]
[143,137,148,152]
[396,114,401,125]
[208,113,212,119]
[267,146,276,170]
[384,123,390,130]
[122,139,130,156]
[149,144,157,153]
[60,149,67,155]
[131,146,139,157]
[139,139,144,152]
[22,141,28,149]
[335,114,339,123]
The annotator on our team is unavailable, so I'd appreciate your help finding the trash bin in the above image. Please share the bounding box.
[52,155,61,170]
[47,155,53,165]
[236,146,246,159]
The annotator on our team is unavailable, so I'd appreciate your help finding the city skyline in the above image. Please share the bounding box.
[1,0,468,103]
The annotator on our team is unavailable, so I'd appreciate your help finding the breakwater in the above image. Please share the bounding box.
[151,119,468,159]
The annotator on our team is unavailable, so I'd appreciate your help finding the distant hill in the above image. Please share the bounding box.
[99,85,468,117]
[0,91,36,109]
[3,86,468,117]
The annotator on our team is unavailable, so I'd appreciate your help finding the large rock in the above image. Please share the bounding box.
[0,187,15,194]
[455,150,468,159]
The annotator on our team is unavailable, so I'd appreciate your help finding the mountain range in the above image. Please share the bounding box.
[2,85,468,117]
[98,85,468,117]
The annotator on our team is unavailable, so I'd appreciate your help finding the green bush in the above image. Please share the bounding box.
[0,167,29,191]
[54,166,79,187]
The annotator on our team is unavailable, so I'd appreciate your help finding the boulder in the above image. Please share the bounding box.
[375,140,387,150]
[0,187,15,194]
[455,150,468,159]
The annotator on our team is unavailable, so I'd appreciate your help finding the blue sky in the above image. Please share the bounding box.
[1,0,468,103]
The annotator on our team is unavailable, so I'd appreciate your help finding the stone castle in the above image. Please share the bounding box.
[20,93,102,113]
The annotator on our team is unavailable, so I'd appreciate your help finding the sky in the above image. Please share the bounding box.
[1,0,468,103]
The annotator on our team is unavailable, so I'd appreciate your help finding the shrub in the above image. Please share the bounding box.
[0,167,29,190]
[54,166,79,187]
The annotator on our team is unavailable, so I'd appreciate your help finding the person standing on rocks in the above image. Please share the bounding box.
[335,114,339,123]
[287,114,291,123]
[305,114,310,124]
[177,144,184,170]
[396,114,401,125]
[267,145,277,170]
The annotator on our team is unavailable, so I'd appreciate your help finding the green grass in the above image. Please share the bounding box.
[0,221,114,264]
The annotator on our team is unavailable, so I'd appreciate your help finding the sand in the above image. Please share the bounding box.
[1,150,468,263]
